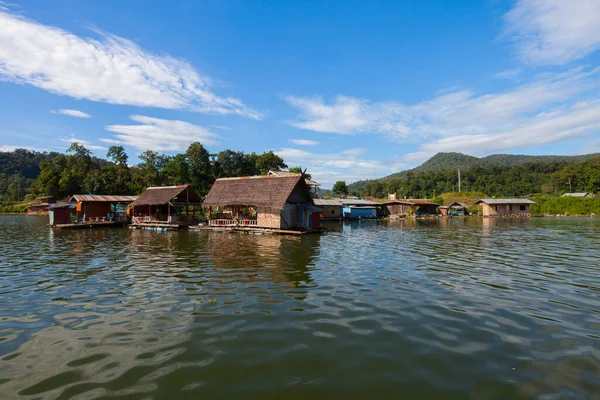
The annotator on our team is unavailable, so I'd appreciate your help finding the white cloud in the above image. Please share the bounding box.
[51,109,91,118]
[60,136,107,151]
[212,125,232,131]
[286,66,600,164]
[342,148,368,155]
[504,0,600,65]
[0,9,261,118]
[275,147,406,187]
[494,68,522,80]
[104,115,219,152]
[289,139,320,146]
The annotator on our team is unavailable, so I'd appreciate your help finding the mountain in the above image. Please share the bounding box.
[348,152,600,197]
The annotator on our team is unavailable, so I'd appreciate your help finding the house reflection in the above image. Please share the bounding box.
[206,233,319,288]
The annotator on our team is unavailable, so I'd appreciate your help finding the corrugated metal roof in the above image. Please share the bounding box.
[340,199,379,206]
[69,194,138,202]
[475,198,536,205]
[562,193,588,197]
[313,199,343,206]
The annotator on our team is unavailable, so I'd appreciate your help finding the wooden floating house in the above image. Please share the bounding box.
[129,184,203,230]
[27,196,56,214]
[70,194,138,223]
[202,174,322,233]
[340,199,379,219]
[49,194,137,228]
[474,198,536,217]
[439,201,469,216]
[313,199,344,220]
[381,199,440,218]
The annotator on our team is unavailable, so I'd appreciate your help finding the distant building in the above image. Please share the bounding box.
[27,196,56,214]
[474,199,536,217]
[439,201,469,216]
[313,199,343,220]
[381,200,440,218]
[562,193,589,197]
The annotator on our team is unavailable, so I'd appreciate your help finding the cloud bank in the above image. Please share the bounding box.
[0,9,261,118]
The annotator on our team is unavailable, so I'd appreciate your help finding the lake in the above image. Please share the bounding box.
[1,215,599,399]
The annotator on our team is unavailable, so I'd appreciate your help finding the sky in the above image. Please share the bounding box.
[1,0,600,188]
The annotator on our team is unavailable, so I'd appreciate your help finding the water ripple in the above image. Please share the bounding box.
[0,216,599,398]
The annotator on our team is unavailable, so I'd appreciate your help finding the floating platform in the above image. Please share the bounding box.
[130,222,190,231]
[190,225,326,235]
[52,220,130,229]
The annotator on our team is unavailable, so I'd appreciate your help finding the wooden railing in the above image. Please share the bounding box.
[209,218,258,227]
[132,216,151,224]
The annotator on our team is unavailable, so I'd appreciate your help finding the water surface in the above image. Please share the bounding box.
[1,216,599,399]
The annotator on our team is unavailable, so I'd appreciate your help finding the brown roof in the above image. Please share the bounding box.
[268,170,321,186]
[129,185,202,206]
[69,194,138,203]
[203,174,313,209]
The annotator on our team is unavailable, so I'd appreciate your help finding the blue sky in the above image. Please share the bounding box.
[1,0,599,188]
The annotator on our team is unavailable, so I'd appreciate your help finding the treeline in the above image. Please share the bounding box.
[350,157,600,199]
[1,143,287,201]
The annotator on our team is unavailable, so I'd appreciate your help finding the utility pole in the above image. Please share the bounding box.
[458,169,461,193]
[568,177,572,193]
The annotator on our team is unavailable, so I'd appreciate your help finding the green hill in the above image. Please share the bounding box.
[348,152,600,198]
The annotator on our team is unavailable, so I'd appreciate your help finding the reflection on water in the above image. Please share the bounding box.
[1,215,599,399]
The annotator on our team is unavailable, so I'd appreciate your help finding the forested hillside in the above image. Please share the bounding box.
[349,153,600,198]
[0,144,287,202]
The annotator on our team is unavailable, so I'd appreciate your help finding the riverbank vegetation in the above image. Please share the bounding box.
[1,143,286,202]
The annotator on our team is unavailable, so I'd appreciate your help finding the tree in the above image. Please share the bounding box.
[254,151,287,175]
[107,146,128,166]
[186,142,212,195]
[333,180,348,196]
[139,150,169,187]
[215,150,253,178]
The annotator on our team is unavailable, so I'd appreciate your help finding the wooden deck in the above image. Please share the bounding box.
[190,225,326,235]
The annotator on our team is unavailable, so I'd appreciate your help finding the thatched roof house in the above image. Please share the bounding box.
[130,185,202,225]
[203,174,320,230]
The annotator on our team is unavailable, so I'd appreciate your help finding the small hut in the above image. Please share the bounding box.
[129,185,202,227]
[48,204,76,226]
[474,199,536,217]
[27,196,56,214]
[203,174,321,231]
[410,200,440,216]
[69,195,138,222]
[313,199,343,219]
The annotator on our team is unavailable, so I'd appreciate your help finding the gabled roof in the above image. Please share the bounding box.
[69,194,138,202]
[381,200,415,206]
[562,193,588,197]
[474,198,536,205]
[340,199,379,206]
[130,185,202,207]
[448,201,469,208]
[203,174,313,209]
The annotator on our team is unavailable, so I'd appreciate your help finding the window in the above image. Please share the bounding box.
[520,205,526,211]
[507,205,511,211]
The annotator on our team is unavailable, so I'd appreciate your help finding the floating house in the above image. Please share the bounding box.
[129,185,202,229]
[48,203,76,226]
[381,200,440,217]
[27,196,56,214]
[69,194,138,223]
[268,170,321,198]
[203,174,321,231]
[474,198,536,217]
[339,198,379,219]
[439,201,469,216]
[313,199,343,219]
[381,200,414,218]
